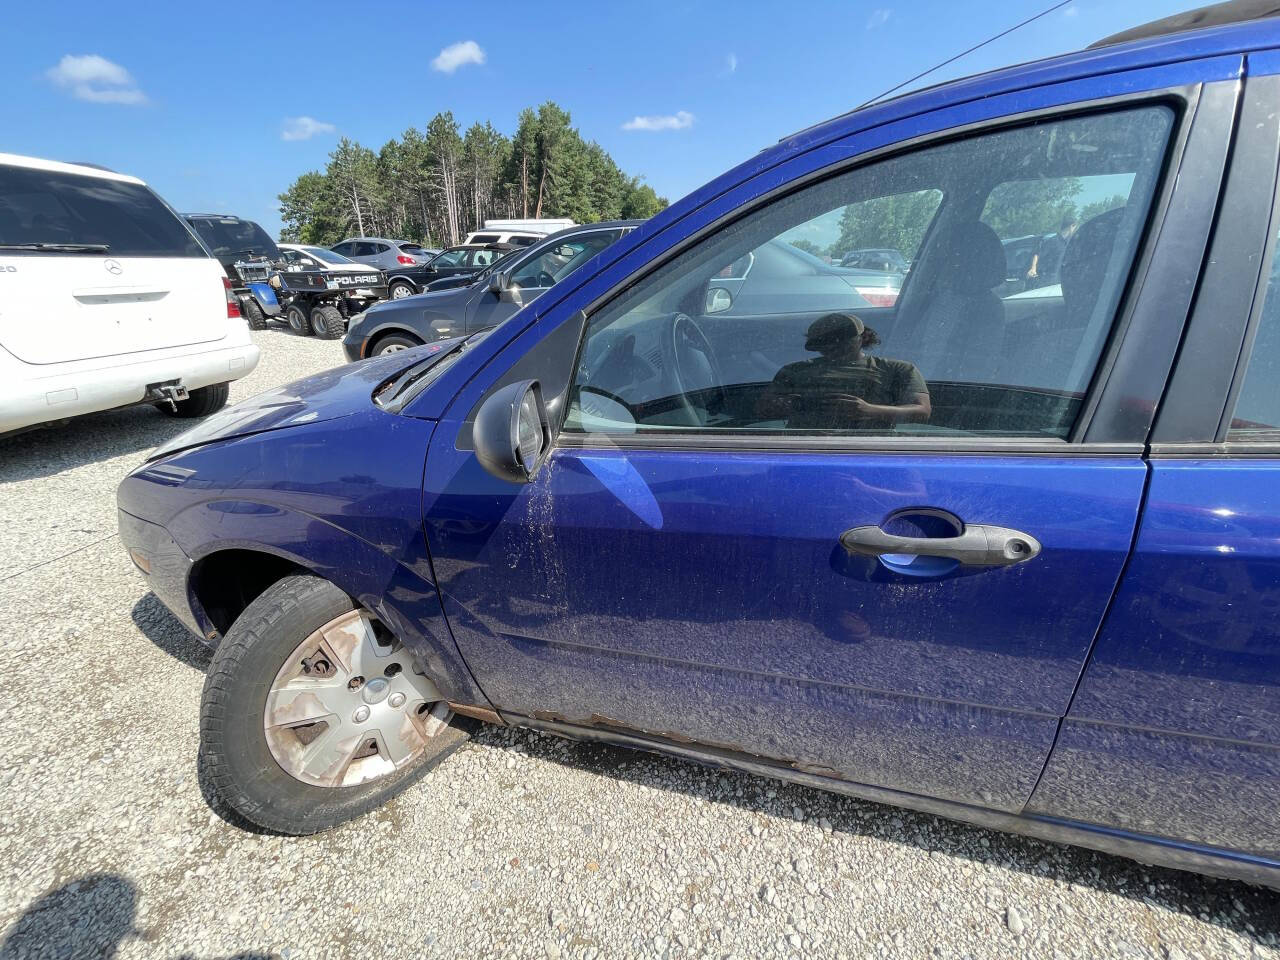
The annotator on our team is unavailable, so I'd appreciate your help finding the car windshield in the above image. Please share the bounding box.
[191,217,280,261]
[0,165,205,257]
[301,245,354,264]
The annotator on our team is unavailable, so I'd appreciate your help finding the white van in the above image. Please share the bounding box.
[463,218,576,247]
[0,154,260,435]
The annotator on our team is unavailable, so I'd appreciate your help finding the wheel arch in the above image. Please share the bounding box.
[189,547,307,638]
[179,516,488,708]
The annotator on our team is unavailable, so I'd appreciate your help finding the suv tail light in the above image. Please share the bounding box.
[854,287,899,308]
[396,254,416,264]
[223,276,241,319]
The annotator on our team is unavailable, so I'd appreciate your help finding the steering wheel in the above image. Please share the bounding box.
[536,270,557,287]
[659,313,727,425]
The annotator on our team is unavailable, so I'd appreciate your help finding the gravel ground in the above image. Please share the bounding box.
[2,327,1278,960]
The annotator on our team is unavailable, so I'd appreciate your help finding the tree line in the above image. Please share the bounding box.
[278,101,668,246]
[810,181,1128,263]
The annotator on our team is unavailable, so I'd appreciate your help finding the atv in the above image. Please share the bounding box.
[186,214,388,340]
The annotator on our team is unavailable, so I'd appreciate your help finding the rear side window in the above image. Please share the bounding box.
[1229,227,1280,439]
[0,165,204,257]
[564,105,1174,440]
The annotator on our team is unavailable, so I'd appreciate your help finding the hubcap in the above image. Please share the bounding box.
[392,285,410,299]
[263,610,452,788]
[379,342,408,354]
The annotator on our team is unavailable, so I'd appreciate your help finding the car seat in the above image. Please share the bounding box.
[905,220,1007,383]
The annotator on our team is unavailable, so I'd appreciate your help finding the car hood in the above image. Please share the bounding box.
[145,340,464,462]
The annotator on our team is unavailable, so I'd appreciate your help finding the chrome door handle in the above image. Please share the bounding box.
[839,524,1041,567]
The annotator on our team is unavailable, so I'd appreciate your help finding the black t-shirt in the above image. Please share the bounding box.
[770,353,928,430]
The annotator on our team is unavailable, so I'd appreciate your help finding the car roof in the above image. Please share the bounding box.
[0,152,145,185]
[1090,0,1280,49]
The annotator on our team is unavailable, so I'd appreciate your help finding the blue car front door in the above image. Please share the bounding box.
[422,74,1234,813]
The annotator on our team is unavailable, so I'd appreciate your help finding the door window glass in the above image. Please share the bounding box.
[510,232,618,289]
[1229,226,1280,440]
[565,106,1173,439]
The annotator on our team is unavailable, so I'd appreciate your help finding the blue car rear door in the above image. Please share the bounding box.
[422,60,1239,812]
[1029,63,1280,857]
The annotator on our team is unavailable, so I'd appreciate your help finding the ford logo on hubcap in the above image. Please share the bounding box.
[103,259,123,275]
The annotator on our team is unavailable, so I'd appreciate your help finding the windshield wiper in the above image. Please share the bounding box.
[0,242,111,253]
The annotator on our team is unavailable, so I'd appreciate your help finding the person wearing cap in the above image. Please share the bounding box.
[760,312,931,430]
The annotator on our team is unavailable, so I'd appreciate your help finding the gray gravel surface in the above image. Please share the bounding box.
[2,328,1278,959]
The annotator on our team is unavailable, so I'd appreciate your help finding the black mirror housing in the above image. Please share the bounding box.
[474,379,551,483]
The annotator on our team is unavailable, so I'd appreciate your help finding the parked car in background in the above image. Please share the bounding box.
[383,243,516,299]
[342,222,638,358]
[841,247,909,273]
[331,237,432,271]
[117,5,1280,894]
[0,155,258,434]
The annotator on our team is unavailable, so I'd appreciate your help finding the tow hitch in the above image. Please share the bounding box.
[144,381,189,412]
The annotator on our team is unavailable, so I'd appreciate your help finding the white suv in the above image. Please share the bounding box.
[0,154,260,435]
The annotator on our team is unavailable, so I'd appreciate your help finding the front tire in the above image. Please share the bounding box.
[200,574,469,834]
[242,298,268,331]
[388,280,416,300]
[159,382,229,418]
[310,304,345,340]
[370,333,422,356]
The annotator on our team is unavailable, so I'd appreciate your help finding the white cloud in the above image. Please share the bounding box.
[47,54,146,104]
[281,116,336,141]
[866,8,892,29]
[622,110,695,132]
[725,53,738,74]
[1062,5,1079,16]
[431,40,485,73]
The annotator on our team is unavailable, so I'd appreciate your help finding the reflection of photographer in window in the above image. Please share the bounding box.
[760,312,931,430]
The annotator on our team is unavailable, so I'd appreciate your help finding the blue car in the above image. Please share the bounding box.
[118,7,1280,887]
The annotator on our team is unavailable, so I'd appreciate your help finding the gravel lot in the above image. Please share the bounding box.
[1,327,1278,960]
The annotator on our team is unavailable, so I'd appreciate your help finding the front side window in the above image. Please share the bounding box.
[0,166,205,258]
[510,232,618,290]
[432,248,468,267]
[564,106,1173,439]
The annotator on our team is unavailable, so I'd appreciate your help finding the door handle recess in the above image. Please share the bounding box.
[839,524,1041,567]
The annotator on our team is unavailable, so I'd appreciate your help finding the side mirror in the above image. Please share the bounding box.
[474,379,551,483]
[487,271,506,294]
[705,286,733,315]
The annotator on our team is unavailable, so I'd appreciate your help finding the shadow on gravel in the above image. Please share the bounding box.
[131,593,212,671]
[0,404,193,483]
[474,724,1280,950]
[0,873,274,960]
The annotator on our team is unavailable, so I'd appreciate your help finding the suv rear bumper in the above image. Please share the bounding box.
[0,340,261,434]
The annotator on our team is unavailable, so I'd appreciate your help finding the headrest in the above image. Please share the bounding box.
[934,221,1006,293]
[1061,207,1125,324]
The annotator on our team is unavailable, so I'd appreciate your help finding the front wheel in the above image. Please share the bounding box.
[388,280,416,300]
[200,574,470,834]
[159,382,229,418]
[310,304,345,340]
[242,298,268,331]
[371,333,422,356]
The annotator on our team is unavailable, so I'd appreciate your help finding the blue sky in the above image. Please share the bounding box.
[2,0,1203,238]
